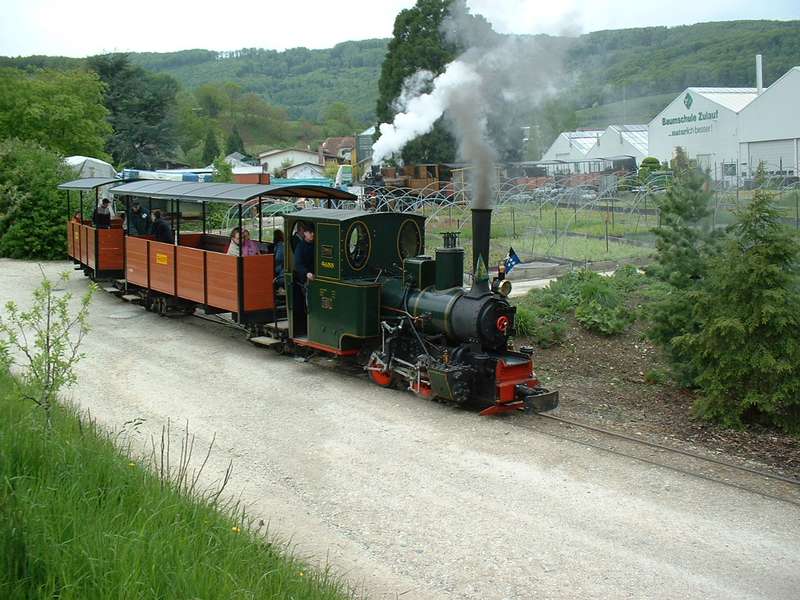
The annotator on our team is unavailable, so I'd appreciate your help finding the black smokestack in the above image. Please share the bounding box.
[470,207,491,296]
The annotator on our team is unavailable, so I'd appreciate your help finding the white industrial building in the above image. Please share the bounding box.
[648,57,800,182]
[585,125,649,165]
[541,130,603,162]
[738,67,800,178]
[648,87,758,179]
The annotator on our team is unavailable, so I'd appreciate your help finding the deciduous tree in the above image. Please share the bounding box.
[0,139,76,260]
[0,67,110,158]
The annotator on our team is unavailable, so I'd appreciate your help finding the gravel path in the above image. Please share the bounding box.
[2,259,799,600]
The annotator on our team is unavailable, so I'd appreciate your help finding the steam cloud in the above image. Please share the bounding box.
[372,1,568,208]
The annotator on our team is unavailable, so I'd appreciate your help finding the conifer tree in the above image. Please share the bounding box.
[647,148,719,383]
[225,126,245,156]
[682,190,800,433]
[202,129,220,165]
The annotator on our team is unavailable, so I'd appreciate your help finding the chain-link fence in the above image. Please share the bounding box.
[218,175,800,273]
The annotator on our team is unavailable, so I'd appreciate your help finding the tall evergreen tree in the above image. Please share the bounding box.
[225,126,245,155]
[202,129,220,165]
[682,190,800,433]
[88,53,179,169]
[376,0,458,164]
[647,148,720,383]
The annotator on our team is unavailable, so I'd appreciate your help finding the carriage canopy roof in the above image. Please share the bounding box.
[58,177,120,190]
[108,180,357,203]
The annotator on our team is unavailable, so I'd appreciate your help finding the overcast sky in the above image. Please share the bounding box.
[1,0,797,57]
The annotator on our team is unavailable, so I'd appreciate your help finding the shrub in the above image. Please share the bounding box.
[679,191,800,433]
[0,139,76,259]
[515,305,566,347]
[574,276,633,335]
[644,368,668,385]
[611,264,645,293]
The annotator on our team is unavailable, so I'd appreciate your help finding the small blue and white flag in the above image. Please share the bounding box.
[504,247,521,274]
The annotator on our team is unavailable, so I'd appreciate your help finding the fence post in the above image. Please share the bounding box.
[713,193,717,230]
[611,195,615,229]
[554,205,558,243]
[605,217,609,252]
[512,206,516,238]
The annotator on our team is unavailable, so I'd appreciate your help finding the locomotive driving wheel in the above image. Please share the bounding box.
[367,356,392,387]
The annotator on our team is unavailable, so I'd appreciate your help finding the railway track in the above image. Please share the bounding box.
[515,412,800,508]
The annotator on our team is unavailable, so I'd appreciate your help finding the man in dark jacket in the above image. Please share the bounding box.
[292,222,314,336]
[151,209,173,244]
[128,202,149,235]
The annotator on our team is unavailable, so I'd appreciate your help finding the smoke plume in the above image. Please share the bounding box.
[372,1,568,208]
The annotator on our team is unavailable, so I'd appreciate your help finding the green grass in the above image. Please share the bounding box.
[425,204,656,265]
[0,369,356,600]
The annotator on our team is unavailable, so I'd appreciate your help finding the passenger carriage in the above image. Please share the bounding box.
[59,177,125,279]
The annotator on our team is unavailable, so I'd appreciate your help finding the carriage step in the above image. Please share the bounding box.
[121,294,140,302]
[102,286,120,294]
[250,336,282,347]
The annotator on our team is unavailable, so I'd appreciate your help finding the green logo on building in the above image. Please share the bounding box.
[684,92,693,109]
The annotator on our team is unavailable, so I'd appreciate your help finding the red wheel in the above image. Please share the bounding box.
[410,380,432,399]
[368,359,392,387]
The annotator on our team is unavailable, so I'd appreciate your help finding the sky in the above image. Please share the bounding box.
[0,0,797,57]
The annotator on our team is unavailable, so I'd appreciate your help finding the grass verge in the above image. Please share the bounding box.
[0,368,357,600]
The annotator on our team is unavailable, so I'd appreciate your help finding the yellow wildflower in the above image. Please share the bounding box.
[231,526,241,533]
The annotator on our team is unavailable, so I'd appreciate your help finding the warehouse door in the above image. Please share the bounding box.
[749,139,796,176]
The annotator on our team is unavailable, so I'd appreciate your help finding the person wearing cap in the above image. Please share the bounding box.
[291,222,315,336]
[92,198,112,229]
[128,202,150,235]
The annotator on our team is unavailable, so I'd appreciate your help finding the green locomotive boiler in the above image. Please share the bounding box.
[281,206,558,415]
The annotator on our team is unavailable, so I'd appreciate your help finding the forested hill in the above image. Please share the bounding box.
[565,20,800,109]
[125,19,799,124]
[129,40,389,124]
[2,20,798,127]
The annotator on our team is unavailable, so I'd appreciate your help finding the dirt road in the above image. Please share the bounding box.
[2,259,798,600]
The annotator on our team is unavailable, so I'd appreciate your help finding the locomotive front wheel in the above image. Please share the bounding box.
[367,358,392,387]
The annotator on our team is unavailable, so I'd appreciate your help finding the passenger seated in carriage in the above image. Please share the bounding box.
[227,227,242,256]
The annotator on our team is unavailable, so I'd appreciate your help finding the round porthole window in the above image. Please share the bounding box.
[397,219,422,260]
[346,221,370,270]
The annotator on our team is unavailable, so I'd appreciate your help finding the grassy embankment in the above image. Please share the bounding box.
[0,369,356,599]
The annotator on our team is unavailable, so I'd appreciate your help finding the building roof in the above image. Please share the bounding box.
[609,125,649,156]
[58,177,120,190]
[109,181,356,203]
[690,88,759,112]
[321,136,354,156]
[564,130,603,155]
[286,161,325,170]
[258,147,319,159]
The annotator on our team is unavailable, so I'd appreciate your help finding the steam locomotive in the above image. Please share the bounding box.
[62,179,557,416]
[282,205,558,415]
